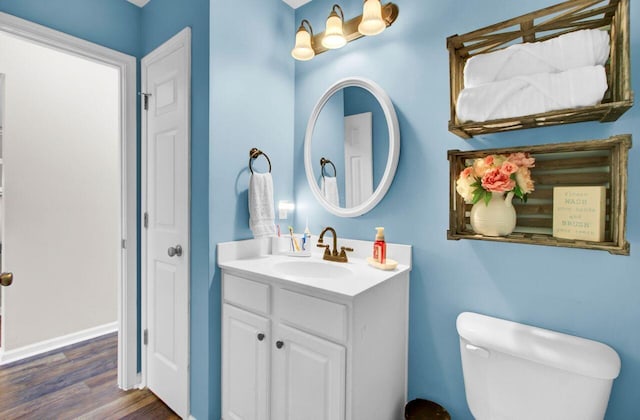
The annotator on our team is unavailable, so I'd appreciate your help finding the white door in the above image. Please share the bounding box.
[272,324,346,420]
[222,304,270,420]
[142,28,191,417]
[344,112,373,207]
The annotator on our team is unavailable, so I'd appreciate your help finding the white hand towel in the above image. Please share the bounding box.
[249,173,276,238]
[464,29,610,88]
[456,65,608,123]
[321,176,340,207]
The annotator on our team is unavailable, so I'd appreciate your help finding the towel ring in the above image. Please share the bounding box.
[249,148,272,174]
[320,157,337,178]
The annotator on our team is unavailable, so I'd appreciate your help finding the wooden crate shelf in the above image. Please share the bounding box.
[447,135,631,255]
[447,0,633,139]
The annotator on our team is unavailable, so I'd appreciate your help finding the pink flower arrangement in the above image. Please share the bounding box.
[456,152,535,205]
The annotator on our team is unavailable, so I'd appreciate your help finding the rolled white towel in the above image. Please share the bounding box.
[456,65,608,123]
[320,176,340,207]
[249,172,276,238]
[464,29,610,88]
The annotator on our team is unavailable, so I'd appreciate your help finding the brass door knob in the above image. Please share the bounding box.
[0,272,14,287]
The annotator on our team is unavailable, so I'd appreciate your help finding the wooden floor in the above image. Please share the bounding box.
[0,332,180,419]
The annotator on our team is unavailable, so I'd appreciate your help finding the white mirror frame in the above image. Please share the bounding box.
[304,77,400,217]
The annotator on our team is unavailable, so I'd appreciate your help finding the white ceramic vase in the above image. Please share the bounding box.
[470,191,516,237]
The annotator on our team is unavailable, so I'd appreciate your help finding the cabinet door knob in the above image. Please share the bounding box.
[275,340,284,349]
[257,333,265,341]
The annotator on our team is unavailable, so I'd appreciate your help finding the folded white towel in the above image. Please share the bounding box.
[249,173,276,238]
[464,29,610,88]
[456,65,608,123]
[321,176,340,207]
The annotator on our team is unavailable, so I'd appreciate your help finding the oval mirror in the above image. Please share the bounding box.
[304,77,400,217]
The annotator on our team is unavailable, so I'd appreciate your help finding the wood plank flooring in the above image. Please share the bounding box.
[0,332,180,419]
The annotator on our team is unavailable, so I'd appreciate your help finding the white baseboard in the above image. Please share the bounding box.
[0,321,118,365]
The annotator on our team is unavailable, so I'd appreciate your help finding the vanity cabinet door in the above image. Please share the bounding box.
[271,324,346,420]
[222,304,270,420]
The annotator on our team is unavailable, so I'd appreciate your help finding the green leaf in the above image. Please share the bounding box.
[513,185,524,200]
[483,190,492,205]
[472,188,483,204]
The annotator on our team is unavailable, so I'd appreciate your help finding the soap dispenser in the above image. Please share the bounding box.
[373,227,386,264]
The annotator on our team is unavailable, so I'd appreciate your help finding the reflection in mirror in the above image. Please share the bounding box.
[311,86,389,208]
[304,77,400,218]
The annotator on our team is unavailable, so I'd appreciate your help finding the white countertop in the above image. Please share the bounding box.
[217,236,412,298]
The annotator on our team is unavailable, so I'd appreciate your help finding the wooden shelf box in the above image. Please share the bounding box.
[447,135,631,255]
[447,0,632,139]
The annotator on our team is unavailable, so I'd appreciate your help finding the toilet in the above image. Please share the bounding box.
[457,312,621,420]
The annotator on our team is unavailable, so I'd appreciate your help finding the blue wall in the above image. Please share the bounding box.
[210,0,295,417]
[0,0,140,57]
[293,0,640,418]
[311,88,345,206]
[140,0,211,417]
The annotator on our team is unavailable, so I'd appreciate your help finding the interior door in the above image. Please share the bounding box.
[272,324,346,420]
[344,112,373,207]
[222,304,270,420]
[142,28,191,417]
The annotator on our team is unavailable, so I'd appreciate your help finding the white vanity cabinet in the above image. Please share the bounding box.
[221,267,409,420]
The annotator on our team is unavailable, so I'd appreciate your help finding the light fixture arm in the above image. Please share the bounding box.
[299,19,314,37]
[330,4,344,21]
[311,2,398,56]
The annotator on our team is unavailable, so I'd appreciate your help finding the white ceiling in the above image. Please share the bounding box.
[126,0,150,7]
[126,0,310,10]
[283,0,313,9]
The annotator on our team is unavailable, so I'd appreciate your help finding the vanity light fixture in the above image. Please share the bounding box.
[291,2,399,61]
[322,5,347,49]
[291,19,315,61]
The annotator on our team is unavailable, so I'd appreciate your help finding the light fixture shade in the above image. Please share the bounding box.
[358,0,386,36]
[291,25,315,61]
[322,8,347,49]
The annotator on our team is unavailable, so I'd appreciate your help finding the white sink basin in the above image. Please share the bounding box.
[272,260,354,279]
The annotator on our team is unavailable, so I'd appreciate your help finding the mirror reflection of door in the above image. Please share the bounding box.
[344,112,373,207]
[312,86,389,209]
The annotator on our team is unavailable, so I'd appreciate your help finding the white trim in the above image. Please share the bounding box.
[127,0,151,7]
[304,77,400,217]
[0,322,118,365]
[141,27,191,414]
[0,12,138,389]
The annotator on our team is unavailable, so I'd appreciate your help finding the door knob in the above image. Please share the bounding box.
[257,333,265,341]
[0,272,13,287]
[275,340,284,349]
[168,245,183,257]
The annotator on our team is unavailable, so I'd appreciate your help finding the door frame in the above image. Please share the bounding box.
[0,12,138,388]
[140,26,191,398]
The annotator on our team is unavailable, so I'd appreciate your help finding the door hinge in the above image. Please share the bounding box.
[144,212,149,229]
[139,92,152,111]
[121,239,126,249]
[143,329,148,345]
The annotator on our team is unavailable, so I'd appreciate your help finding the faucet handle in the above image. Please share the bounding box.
[317,243,331,256]
[341,246,353,253]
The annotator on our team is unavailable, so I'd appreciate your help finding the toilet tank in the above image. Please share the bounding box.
[457,312,620,420]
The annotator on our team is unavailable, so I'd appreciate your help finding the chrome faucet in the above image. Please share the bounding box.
[317,226,353,263]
